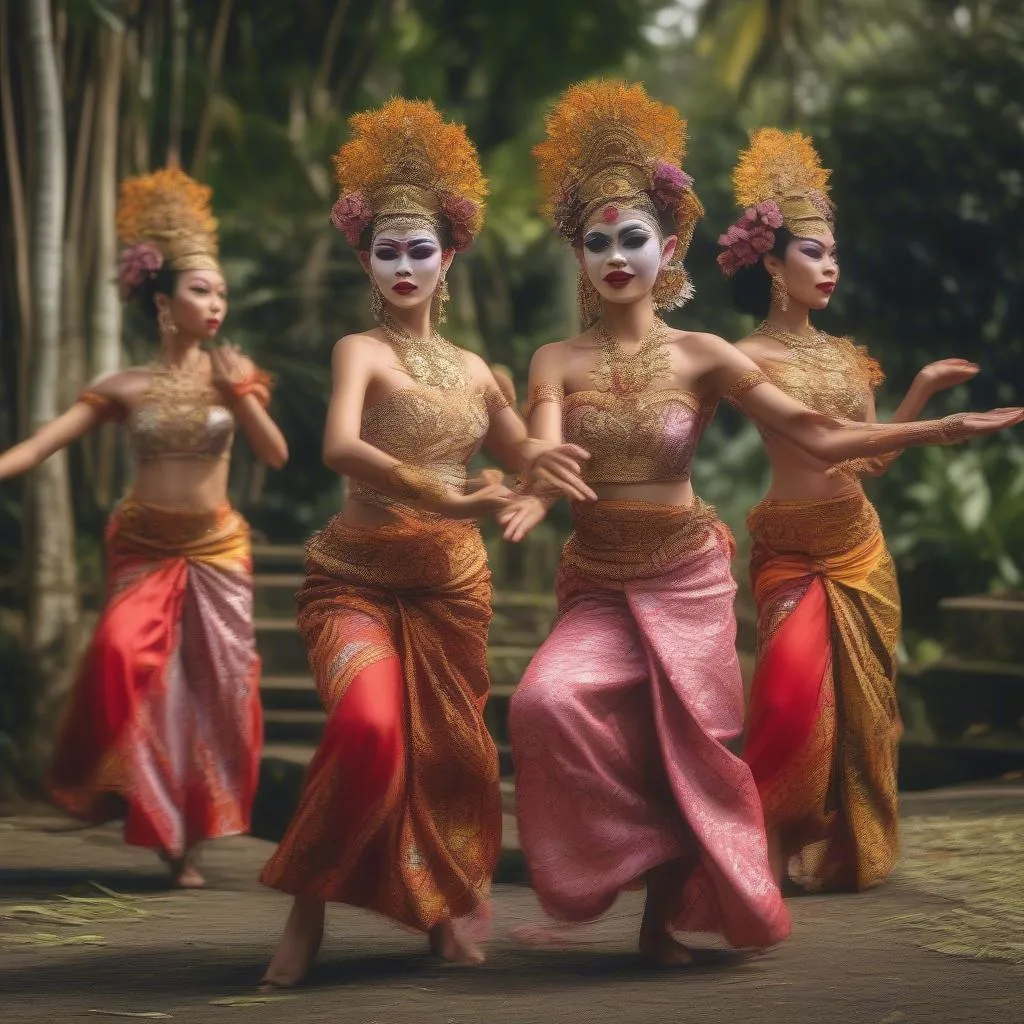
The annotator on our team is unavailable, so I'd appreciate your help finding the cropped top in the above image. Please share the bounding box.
[351,380,510,507]
[79,363,271,463]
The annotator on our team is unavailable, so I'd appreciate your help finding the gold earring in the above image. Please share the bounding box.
[432,273,450,325]
[577,270,601,328]
[157,306,178,337]
[369,282,384,322]
[771,273,789,311]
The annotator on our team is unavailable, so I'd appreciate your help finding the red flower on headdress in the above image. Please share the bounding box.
[650,159,694,210]
[330,190,373,247]
[717,200,784,276]
[441,194,479,251]
[117,241,163,299]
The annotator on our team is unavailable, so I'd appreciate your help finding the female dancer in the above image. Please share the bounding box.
[501,80,1021,964]
[0,166,288,887]
[717,129,978,891]
[258,98,591,986]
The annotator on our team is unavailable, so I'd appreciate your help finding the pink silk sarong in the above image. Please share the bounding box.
[510,500,790,949]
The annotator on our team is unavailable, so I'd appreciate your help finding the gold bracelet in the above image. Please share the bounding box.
[723,369,769,405]
[388,463,448,504]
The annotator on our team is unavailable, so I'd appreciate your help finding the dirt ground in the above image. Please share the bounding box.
[1,784,1022,1024]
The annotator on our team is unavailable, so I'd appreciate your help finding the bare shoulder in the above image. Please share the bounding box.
[84,367,149,401]
[457,347,493,385]
[666,328,734,359]
[735,332,788,363]
[331,330,389,362]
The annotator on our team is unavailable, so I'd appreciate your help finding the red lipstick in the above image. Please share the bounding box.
[816,282,835,295]
[603,271,635,288]
[392,282,417,296]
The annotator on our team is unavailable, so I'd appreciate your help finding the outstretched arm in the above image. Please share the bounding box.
[831,358,980,479]
[0,392,112,481]
[705,340,1021,461]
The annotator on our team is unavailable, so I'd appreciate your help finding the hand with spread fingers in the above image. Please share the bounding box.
[496,494,549,543]
[915,358,979,396]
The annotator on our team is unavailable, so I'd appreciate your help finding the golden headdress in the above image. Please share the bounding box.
[533,80,703,316]
[718,128,833,276]
[330,98,486,251]
[115,166,220,298]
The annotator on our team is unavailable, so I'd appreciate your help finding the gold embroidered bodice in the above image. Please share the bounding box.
[756,324,883,421]
[127,369,235,462]
[563,389,711,485]
[349,328,510,507]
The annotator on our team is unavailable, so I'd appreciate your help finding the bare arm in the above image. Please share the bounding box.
[0,398,108,481]
[705,338,1021,461]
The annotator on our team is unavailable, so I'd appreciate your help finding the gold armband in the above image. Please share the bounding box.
[78,391,125,423]
[388,463,448,504]
[483,385,511,418]
[523,382,565,417]
[723,369,769,406]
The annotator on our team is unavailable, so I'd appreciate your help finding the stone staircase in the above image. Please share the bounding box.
[898,593,1024,789]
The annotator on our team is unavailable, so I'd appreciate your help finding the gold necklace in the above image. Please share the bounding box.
[590,315,672,396]
[379,312,468,390]
[754,320,833,350]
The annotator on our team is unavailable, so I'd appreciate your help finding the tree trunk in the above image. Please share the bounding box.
[25,0,80,766]
[89,22,124,378]
[166,0,187,166]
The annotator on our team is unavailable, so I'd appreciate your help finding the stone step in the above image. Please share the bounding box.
[264,708,325,745]
[899,736,1024,791]
[260,673,322,711]
[899,659,1024,743]
[251,543,306,572]
[939,593,1024,663]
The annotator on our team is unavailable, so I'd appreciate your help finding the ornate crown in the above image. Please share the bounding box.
[115,165,220,298]
[330,98,487,252]
[718,128,833,276]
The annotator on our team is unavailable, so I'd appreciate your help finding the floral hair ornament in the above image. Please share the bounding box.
[115,164,221,300]
[718,128,833,277]
[533,79,703,320]
[330,97,487,252]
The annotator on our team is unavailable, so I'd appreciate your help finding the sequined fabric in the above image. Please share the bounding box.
[510,501,790,949]
[48,498,261,857]
[260,509,500,933]
[349,384,498,507]
[563,390,710,486]
[743,489,902,891]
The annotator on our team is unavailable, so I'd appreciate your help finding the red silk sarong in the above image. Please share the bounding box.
[48,498,262,856]
[260,509,500,933]
[743,489,901,891]
[511,500,790,950]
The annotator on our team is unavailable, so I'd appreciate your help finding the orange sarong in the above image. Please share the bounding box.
[48,498,262,856]
[742,489,902,891]
[260,509,500,933]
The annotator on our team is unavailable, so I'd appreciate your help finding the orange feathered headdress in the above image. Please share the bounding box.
[115,165,220,298]
[534,79,703,314]
[330,97,487,251]
[717,127,833,276]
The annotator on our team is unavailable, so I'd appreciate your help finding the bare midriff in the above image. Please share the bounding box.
[129,459,232,512]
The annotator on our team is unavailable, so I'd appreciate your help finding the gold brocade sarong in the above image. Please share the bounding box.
[743,488,902,891]
[260,509,500,932]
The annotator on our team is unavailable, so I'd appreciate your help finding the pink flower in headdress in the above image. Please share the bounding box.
[650,160,694,210]
[442,195,480,251]
[717,201,784,276]
[755,200,784,229]
[330,190,373,247]
[117,241,163,299]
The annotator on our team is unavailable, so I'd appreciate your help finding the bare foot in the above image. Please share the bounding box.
[258,896,325,991]
[173,863,206,889]
[639,891,694,968]
[428,921,485,965]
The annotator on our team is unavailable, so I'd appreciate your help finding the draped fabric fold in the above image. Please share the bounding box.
[743,489,902,891]
[48,498,262,857]
[511,500,790,950]
[260,509,500,934]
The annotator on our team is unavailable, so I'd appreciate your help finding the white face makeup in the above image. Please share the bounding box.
[578,209,676,306]
[365,226,446,310]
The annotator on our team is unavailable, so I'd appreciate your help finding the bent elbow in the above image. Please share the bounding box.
[322,441,353,476]
[266,446,289,471]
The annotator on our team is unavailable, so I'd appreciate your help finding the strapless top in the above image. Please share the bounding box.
[561,388,711,485]
[350,382,508,506]
[127,371,234,462]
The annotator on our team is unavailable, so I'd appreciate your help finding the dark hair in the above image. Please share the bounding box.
[730,227,795,317]
[132,266,179,321]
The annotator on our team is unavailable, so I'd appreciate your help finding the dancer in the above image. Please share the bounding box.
[0,166,288,887]
[717,128,979,891]
[501,80,1022,964]
[258,98,591,987]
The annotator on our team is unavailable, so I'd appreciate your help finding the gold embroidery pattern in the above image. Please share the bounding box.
[483,384,510,418]
[563,497,724,583]
[380,313,470,391]
[746,490,901,892]
[79,390,125,424]
[129,366,235,462]
[590,316,672,396]
[524,382,565,417]
[724,369,770,405]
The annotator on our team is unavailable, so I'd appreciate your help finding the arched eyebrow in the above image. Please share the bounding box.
[374,236,438,246]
